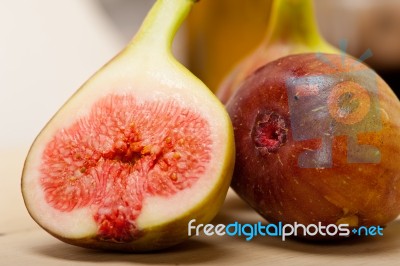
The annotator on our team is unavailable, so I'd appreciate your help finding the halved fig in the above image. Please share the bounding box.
[21,0,234,251]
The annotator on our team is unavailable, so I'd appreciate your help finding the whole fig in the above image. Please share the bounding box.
[227,53,400,238]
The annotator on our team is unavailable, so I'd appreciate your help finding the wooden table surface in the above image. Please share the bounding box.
[1,148,400,265]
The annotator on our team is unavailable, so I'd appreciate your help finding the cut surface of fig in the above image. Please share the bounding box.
[39,94,211,242]
[21,0,234,251]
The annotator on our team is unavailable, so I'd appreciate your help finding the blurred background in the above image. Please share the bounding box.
[1,0,400,152]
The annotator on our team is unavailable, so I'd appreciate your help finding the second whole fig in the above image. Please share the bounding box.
[227,53,400,239]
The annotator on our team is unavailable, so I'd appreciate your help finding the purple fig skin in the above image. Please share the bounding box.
[226,53,400,239]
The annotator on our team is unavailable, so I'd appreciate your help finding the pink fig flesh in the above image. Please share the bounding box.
[39,94,211,242]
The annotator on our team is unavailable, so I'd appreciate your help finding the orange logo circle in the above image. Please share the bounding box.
[328,81,371,125]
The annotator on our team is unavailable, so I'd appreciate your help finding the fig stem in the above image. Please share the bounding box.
[266,0,332,49]
[129,0,196,51]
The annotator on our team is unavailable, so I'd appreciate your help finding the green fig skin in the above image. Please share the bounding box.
[227,53,400,239]
[217,0,338,104]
